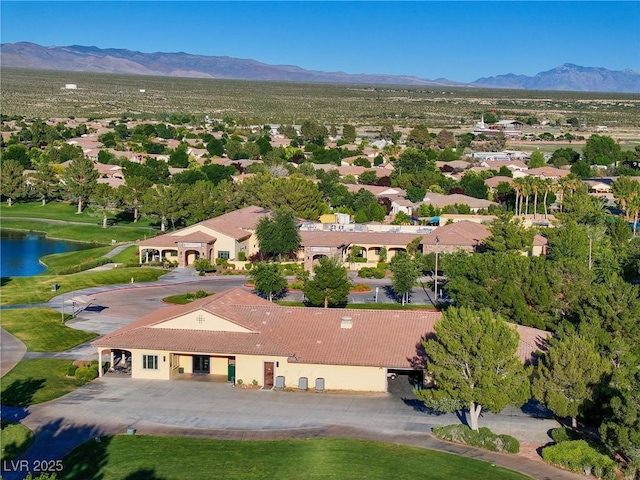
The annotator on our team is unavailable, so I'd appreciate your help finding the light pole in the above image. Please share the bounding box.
[588,233,594,270]
[434,236,440,301]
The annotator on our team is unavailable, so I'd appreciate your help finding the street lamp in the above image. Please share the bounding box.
[434,236,440,302]
[588,232,594,270]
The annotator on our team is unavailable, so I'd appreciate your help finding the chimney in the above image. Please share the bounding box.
[340,316,353,329]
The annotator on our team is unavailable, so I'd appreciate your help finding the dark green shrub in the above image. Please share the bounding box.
[66,364,79,377]
[550,427,581,443]
[377,262,389,270]
[432,424,519,454]
[542,440,615,475]
[499,434,520,454]
[238,251,246,261]
[359,267,386,279]
[75,366,99,382]
[194,258,215,273]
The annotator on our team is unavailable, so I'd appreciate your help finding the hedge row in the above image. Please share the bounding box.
[542,440,616,479]
[432,424,520,454]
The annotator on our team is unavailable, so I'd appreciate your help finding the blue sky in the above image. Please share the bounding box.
[1,2,638,82]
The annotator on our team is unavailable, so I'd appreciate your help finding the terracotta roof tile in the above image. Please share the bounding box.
[93,288,548,367]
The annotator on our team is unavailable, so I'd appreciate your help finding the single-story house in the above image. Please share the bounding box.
[420,193,498,212]
[136,205,272,266]
[93,288,549,392]
[421,220,547,256]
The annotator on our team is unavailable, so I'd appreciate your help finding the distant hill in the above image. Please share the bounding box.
[0,42,458,87]
[1,42,638,93]
[472,63,640,93]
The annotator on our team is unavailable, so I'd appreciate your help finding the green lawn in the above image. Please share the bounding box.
[1,421,34,461]
[1,201,156,228]
[60,436,530,480]
[108,245,139,264]
[0,268,167,305]
[0,219,155,244]
[1,308,97,352]
[39,246,115,275]
[1,359,92,407]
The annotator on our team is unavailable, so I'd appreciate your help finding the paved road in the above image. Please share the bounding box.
[0,377,583,480]
[0,329,26,376]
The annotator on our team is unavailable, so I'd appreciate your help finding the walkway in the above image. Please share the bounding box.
[0,377,584,480]
[0,329,26,376]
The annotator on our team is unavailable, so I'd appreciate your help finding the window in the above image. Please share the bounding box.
[217,251,230,260]
[143,355,158,370]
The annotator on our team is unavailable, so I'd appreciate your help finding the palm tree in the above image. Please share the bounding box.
[522,176,534,216]
[612,175,640,222]
[512,177,526,216]
[530,177,542,219]
[541,178,554,219]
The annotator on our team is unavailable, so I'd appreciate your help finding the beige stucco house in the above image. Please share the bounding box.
[136,206,272,266]
[93,288,548,392]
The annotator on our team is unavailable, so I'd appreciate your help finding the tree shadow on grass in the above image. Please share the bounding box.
[124,469,167,480]
[1,418,109,480]
[1,277,10,287]
[0,420,34,461]
[1,378,45,407]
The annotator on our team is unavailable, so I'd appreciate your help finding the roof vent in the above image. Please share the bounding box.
[341,316,353,329]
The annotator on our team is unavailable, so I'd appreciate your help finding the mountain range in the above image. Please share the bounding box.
[1,42,638,93]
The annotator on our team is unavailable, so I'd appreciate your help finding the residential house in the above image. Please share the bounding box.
[93,288,549,392]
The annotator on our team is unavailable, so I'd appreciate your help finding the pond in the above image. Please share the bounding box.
[0,231,95,277]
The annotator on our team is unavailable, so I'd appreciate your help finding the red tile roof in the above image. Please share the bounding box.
[93,288,548,367]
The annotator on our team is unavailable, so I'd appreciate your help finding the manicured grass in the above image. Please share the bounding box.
[108,245,139,264]
[1,201,156,228]
[1,308,97,352]
[1,421,34,461]
[39,246,115,275]
[1,359,92,407]
[0,201,98,223]
[0,220,155,244]
[60,436,531,480]
[0,268,167,305]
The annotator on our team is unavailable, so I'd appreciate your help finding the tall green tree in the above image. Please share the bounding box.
[583,134,622,166]
[600,369,640,471]
[532,334,610,427]
[528,150,546,168]
[119,175,152,222]
[255,208,301,261]
[62,156,99,213]
[342,124,356,143]
[0,159,25,207]
[407,125,431,149]
[415,307,530,431]
[89,184,121,228]
[141,184,185,232]
[250,262,288,302]
[303,256,351,308]
[183,180,217,224]
[28,162,60,205]
[483,215,534,253]
[390,252,419,305]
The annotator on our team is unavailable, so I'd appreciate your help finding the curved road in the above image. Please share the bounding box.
[0,268,582,480]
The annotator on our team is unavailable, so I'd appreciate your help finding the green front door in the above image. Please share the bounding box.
[227,364,236,382]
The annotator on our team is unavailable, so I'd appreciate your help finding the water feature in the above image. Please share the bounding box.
[1,231,95,277]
